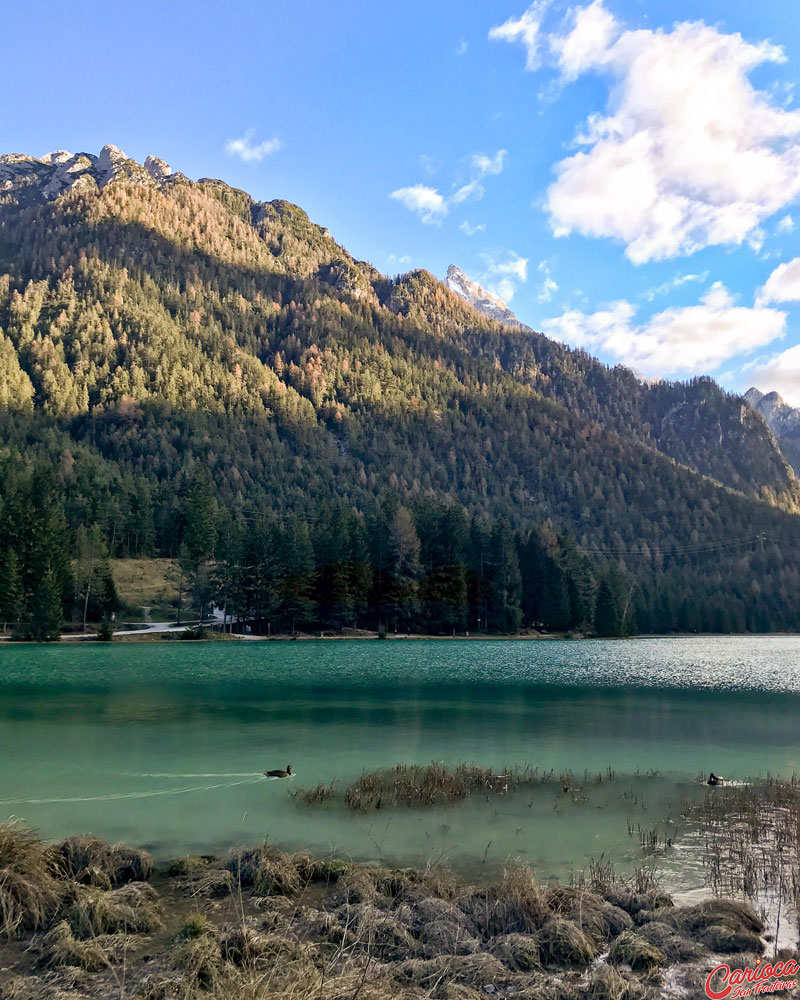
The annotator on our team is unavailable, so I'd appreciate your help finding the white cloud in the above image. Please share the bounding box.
[750,346,800,405]
[777,215,795,234]
[481,251,529,302]
[642,271,709,302]
[542,282,786,375]
[456,39,468,56]
[549,0,617,79]
[451,180,485,204]
[536,259,558,302]
[390,184,448,224]
[225,130,282,162]
[484,252,528,282]
[756,257,800,306]
[519,3,800,263]
[392,149,505,223]
[459,221,486,236]
[472,150,507,176]
[489,1,551,71]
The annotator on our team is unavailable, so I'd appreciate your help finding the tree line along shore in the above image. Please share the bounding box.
[1,467,790,644]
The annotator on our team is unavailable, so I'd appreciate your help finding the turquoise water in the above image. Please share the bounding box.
[1,637,799,889]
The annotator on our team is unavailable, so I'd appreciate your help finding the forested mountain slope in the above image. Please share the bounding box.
[2,145,800,636]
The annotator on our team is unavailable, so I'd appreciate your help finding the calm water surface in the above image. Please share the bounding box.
[1,637,799,893]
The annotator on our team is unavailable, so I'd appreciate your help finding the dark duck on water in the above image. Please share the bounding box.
[265,764,293,779]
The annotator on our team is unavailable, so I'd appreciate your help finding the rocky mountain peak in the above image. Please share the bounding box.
[444,264,528,329]
[144,155,172,182]
[745,386,800,435]
[0,145,176,206]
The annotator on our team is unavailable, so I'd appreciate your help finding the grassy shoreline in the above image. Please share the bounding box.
[1,821,793,1000]
[6,629,800,645]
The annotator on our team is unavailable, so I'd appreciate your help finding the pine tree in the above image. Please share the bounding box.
[280,517,316,633]
[183,471,218,567]
[27,564,63,641]
[594,577,622,637]
[487,520,522,633]
[385,506,421,631]
[0,548,23,631]
[347,512,372,630]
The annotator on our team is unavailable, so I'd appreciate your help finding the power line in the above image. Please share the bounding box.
[577,533,769,559]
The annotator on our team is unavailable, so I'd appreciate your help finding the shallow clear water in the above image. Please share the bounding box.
[1,637,799,891]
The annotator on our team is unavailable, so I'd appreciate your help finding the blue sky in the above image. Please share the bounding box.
[3,0,800,399]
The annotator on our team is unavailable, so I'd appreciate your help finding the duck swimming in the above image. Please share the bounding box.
[707,772,724,786]
[264,764,293,779]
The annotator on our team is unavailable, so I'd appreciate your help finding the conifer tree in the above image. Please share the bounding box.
[280,517,316,633]
[487,519,522,633]
[594,576,622,637]
[0,549,23,631]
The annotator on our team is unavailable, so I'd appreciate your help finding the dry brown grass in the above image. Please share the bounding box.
[586,964,644,1000]
[663,899,765,954]
[458,866,548,939]
[224,846,302,896]
[57,835,153,887]
[489,932,541,971]
[336,763,539,811]
[537,916,597,966]
[0,822,762,1000]
[607,930,667,970]
[0,821,62,939]
[37,919,125,972]
[65,881,162,937]
[110,558,179,610]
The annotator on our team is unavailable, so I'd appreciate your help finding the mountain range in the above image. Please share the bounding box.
[2,144,800,633]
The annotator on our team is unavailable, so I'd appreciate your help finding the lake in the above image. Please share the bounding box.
[1,636,799,896]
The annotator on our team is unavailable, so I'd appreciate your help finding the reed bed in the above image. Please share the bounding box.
[298,762,621,811]
[683,776,800,926]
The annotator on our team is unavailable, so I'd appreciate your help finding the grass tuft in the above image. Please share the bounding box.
[57,835,153,887]
[608,930,668,970]
[224,846,301,896]
[66,882,162,937]
[0,821,62,940]
[537,916,597,966]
